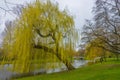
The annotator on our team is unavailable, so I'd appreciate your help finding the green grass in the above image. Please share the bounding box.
[14,60,120,80]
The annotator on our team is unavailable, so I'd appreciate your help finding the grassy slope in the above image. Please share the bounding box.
[15,60,120,80]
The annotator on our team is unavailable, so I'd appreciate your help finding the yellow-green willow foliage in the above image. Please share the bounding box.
[85,45,103,60]
[2,0,78,73]
[85,38,105,60]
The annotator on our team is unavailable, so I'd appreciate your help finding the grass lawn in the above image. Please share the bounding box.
[14,59,120,80]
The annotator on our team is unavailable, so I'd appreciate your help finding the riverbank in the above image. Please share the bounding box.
[15,59,120,80]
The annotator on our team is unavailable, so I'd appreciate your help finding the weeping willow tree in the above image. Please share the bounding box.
[2,0,78,73]
[85,38,106,60]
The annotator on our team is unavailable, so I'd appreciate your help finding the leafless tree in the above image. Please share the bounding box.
[82,0,120,60]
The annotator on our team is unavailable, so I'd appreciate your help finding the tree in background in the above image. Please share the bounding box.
[93,0,120,55]
[81,0,120,60]
[1,21,15,62]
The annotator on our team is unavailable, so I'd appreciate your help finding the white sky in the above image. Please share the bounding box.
[0,0,95,44]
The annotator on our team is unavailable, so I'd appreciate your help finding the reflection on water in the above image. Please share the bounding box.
[72,60,88,68]
[41,60,88,74]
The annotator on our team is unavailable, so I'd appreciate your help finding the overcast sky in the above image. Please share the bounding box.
[0,0,95,43]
